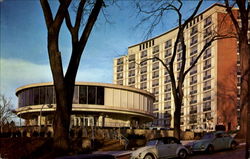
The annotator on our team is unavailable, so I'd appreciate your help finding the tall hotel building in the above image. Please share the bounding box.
[113,4,240,132]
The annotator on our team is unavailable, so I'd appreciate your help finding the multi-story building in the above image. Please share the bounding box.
[113,4,239,132]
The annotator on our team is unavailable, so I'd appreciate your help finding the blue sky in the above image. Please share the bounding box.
[0,0,216,107]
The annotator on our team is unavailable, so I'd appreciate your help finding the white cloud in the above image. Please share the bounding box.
[0,58,113,107]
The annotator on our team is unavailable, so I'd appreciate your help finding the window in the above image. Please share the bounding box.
[204,16,212,27]
[155,96,159,102]
[129,62,135,69]
[117,65,123,72]
[129,54,135,62]
[129,70,135,77]
[190,45,197,56]
[117,73,123,79]
[190,95,197,104]
[190,25,198,36]
[140,82,147,89]
[203,91,211,101]
[190,115,197,124]
[165,92,171,101]
[140,66,147,74]
[128,77,135,84]
[152,79,159,87]
[141,50,147,58]
[152,87,159,95]
[177,62,181,71]
[190,65,197,75]
[203,101,211,111]
[165,75,171,83]
[190,35,198,46]
[34,87,40,105]
[153,53,159,62]
[152,71,159,78]
[165,58,171,65]
[190,75,197,85]
[204,59,211,70]
[165,84,171,92]
[203,69,211,80]
[177,43,182,52]
[117,58,123,65]
[97,87,104,105]
[203,80,211,91]
[190,105,197,114]
[140,74,147,82]
[165,39,172,49]
[190,85,197,95]
[152,62,159,70]
[79,86,87,104]
[190,55,197,65]
[165,49,172,57]
[204,26,212,38]
[117,80,123,85]
[203,48,211,59]
[141,60,147,66]
[153,45,159,54]
[177,53,182,61]
[88,86,96,104]
[164,101,171,109]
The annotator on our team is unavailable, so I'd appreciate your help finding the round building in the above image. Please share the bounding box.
[15,82,155,128]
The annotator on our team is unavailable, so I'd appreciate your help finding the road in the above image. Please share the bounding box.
[190,145,245,159]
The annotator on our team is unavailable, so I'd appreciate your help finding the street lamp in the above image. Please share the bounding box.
[39,104,53,136]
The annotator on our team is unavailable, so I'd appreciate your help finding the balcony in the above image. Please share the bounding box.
[189,119,197,124]
[164,97,171,101]
[164,88,171,92]
[190,29,198,36]
[152,75,159,79]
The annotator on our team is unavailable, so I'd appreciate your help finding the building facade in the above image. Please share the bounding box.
[15,82,154,128]
[113,4,239,132]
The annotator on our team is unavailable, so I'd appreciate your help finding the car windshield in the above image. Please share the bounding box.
[146,140,158,146]
[202,133,214,139]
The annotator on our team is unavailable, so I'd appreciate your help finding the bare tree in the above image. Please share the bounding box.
[40,0,104,151]
[0,94,15,131]
[224,0,250,158]
[136,0,236,139]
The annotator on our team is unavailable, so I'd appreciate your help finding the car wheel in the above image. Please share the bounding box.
[144,154,154,159]
[178,149,188,159]
[230,141,237,150]
[206,145,214,154]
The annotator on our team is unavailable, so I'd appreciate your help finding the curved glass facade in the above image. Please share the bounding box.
[18,85,104,108]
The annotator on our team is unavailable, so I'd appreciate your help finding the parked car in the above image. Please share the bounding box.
[185,131,237,154]
[130,137,189,159]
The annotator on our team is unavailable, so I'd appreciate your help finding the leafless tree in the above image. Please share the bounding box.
[0,94,15,131]
[224,0,250,158]
[40,0,104,151]
[136,0,236,139]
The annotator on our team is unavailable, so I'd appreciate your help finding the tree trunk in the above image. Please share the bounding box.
[173,97,181,139]
[237,33,249,139]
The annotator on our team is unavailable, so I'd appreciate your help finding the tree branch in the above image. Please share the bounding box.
[40,0,53,29]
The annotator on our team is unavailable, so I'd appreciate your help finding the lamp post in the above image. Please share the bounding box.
[39,104,53,136]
